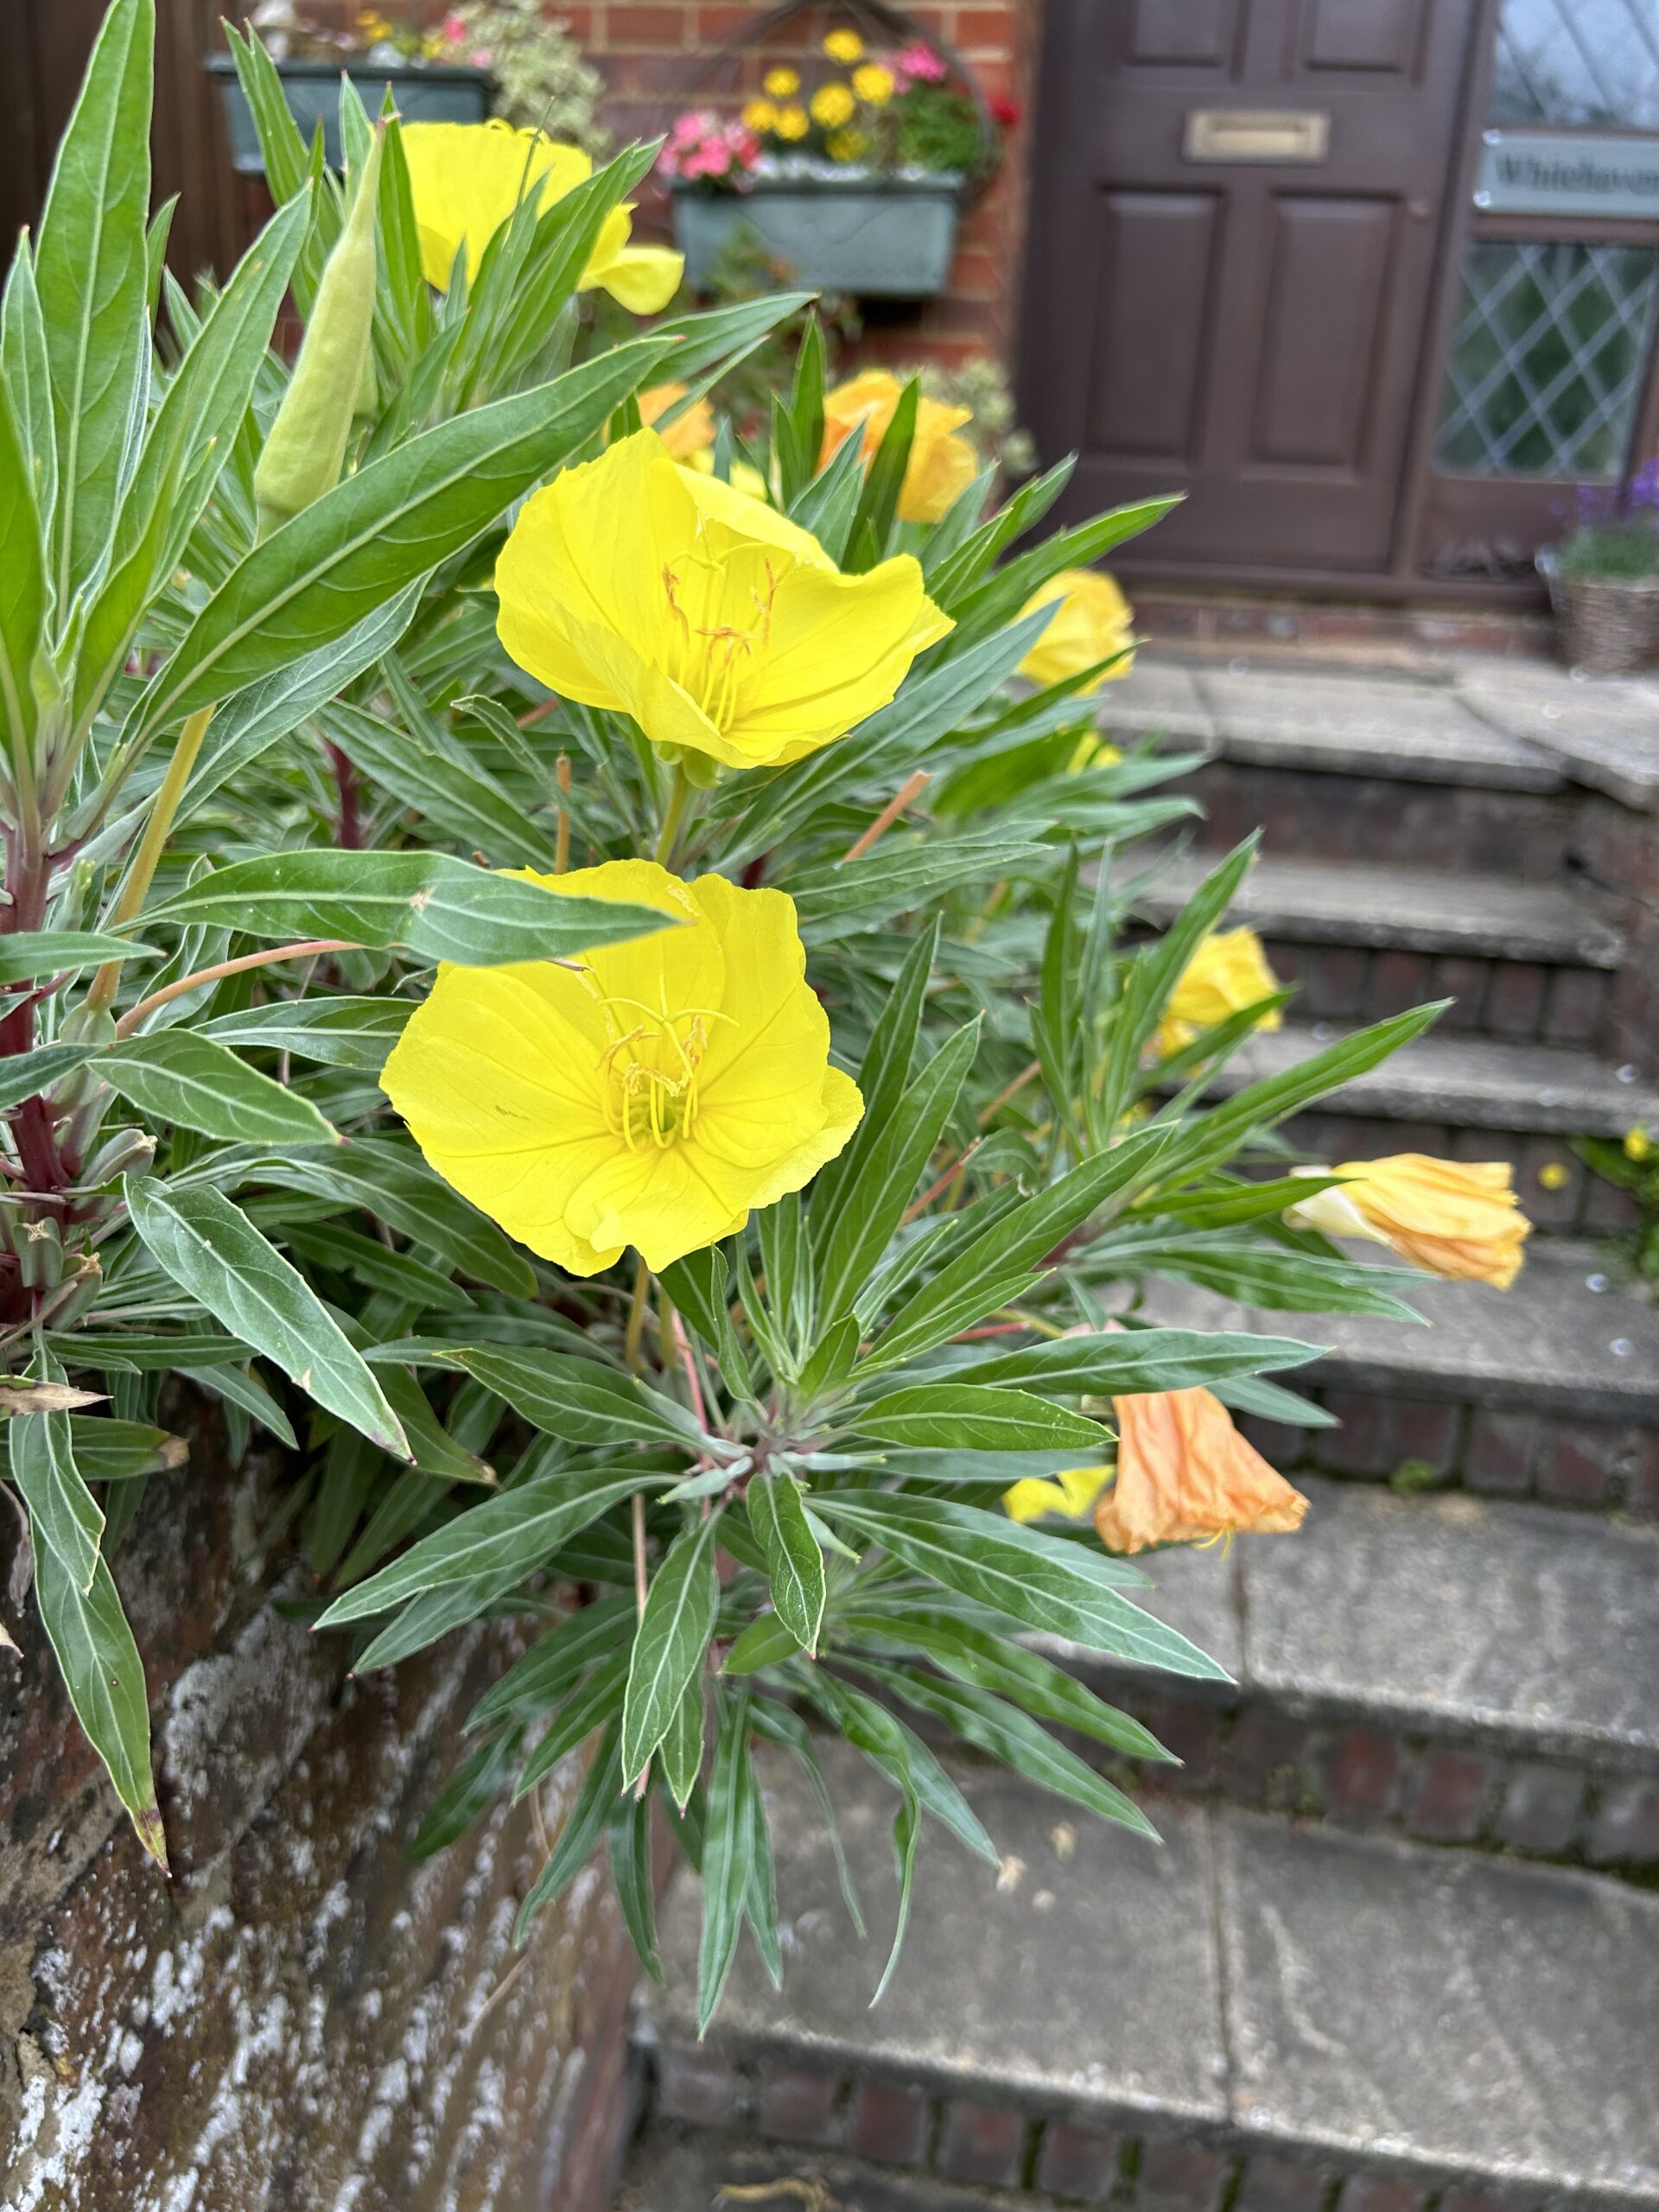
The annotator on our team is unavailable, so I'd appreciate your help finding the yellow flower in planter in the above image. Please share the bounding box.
[639,382,716,461]
[774,104,810,141]
[400,121,683,310]
[493,429,951,772]
[742,98,779,132]
[821,369,978,525]
[1094,1389,1309,1554]
[1285,1155,1531,1288]
[763,66,801,97]
[381,861,864,1276]
[811,80,857,129]
[1016,569,1135,690]
[824,128,868,162]
[823,28,864,61]
[853,62,895,104]
[1155,927,1282,1055]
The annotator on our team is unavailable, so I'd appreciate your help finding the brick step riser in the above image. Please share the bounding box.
[1254,936,1608,1050]
[1281,1107,1641,1235]
[1169,759,1576,876]
[641,2063,1563,2212]
[1236,1384,1659,1520]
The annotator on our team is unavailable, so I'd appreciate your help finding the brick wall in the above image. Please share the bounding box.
[1,1406,643,2212]
[575,0,1039,371]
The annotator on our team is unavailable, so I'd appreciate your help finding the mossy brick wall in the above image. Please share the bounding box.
[574,0,1038,371]
[1,1406,641,2212]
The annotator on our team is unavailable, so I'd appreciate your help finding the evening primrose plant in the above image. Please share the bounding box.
[2,0,1532,2024]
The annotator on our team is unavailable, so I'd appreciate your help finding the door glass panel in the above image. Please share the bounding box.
[1433,240,1659,477]
[1491,0,1659,130]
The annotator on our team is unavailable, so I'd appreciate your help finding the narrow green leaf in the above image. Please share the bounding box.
[405,1726,522,1861]
[851,1382,1108,1454]
[621,1513,721,1784]
[747,1472,825,1655]
[33,1532,164,1865]
[969,1327,1324,1397]
[697,1686,754,2032]
[107,1030,339,1147]
[0,382,45,754]
[124,1176,409,1458]
[200,995,412,1071]
[13,1399,104,1591]
[0,932,158,983]
[608,1790,662,1980]
[661,1669,706,1809]
[515,1725,624,1942]
[467,1592,636,1732]
[457,1345,699,1449]
[252,1141,535,1295]
[516,1649,630,1797]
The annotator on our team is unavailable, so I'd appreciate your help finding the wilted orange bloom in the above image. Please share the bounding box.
[821,369,978,524]
[1285,1154,1530,1289]
[1094,1387,1308,1554]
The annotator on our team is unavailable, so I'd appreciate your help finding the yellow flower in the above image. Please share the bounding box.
[823,28,863,61]
[824,127,868,162]
[639,381,716,462]
[494,429,952,773]
[1626,1126,1653,1162]
[774,103,810,141]
[853,61,894,102]
[1003,1464,1108,1526]
[763,66,800,97]
[821,369,978,525]
[1537,1160,1570,1191]
[1094,1389,1308,1554]
[810,80,857,128]
[1156,927,1282,1055]
[1016,569,1135,690]
[400,121,683,310]
[381,861,864,1277]
[1066,733,1122,773]
[1285,1155,1532,1288]
[683,449,772,504]
[742,97,779,132]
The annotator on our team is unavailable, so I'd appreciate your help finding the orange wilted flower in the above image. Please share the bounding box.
[1094,1387,1308,1555]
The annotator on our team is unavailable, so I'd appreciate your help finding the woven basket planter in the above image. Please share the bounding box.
[1538,550,1659,677]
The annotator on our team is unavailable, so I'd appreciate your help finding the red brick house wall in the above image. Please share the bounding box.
[575,0,1039,371]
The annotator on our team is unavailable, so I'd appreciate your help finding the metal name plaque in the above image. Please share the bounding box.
[1475,130,1659,219]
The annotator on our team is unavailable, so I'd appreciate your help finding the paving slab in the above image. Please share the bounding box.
[648,1741,1231,2131]
[1457,661,1659,811]
[1096,658,1217,748]
[1206,1021,1659,1136]
[1141,851,1624,966]
[1220,1813,1659,2196]
[1141,1248,1659,1421]
[1239,1477,1659,1764]
[1190,667,1564,790]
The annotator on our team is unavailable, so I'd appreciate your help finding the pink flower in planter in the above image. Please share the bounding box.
[439,10,467,41]
[894,40,946,83]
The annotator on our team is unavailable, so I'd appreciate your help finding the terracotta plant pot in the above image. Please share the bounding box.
[1537,548,1659,677]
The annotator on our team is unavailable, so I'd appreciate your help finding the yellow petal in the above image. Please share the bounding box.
[589,238,685,314]
[402,121,591,289]
[1156,927,1282,1055]
[1287,1154,1530,1288]
[1017,569,1135,691]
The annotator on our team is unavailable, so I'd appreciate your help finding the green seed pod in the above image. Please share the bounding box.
[253,129,384,541]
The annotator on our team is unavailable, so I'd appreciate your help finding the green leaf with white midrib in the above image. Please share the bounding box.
[35,0,153,609]
[516,1648,631,1797]
[0,382,46,753]
[620,1513,721,1785]
[199,995,412,1071]
[697,1685,755,2032]
[814,1491,1230,1681]
[965,1326,1325,1397]
[12,1398,104,1592]
[850,1382,1109,1454]
[33,1533,164,1865]
[321,697,560,872]
[747,1471,825,1656]
[121,335,680,747]
[106,1029,338,1147]
[249,1141,535,1296]
[124,1176,409,1459]
[0,931,156,985]
[314,1466,657,1627]
[138,849,670,968]
[458,1344,700,1448]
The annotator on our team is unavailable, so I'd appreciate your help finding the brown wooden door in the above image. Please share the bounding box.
[1020,0,1484,575]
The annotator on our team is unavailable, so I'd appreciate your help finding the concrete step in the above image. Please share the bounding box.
[1102,661,1578,874]
[1141,1245,1659,1504]
[1139,853,1622,1048]
[1036,1475,1659,1871]
[635,1744,1659,2208]
[1202,1020,1658,1236]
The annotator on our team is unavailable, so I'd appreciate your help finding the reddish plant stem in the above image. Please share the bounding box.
[327,741,365,849]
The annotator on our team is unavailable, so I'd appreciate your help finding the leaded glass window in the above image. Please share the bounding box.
[1433,241,1659,478]
[1491,0,1659,131]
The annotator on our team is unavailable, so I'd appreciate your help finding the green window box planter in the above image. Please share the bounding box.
[671,170,963,300]
[206,55,493,175]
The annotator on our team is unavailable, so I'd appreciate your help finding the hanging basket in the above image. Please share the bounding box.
[1537,549,1659,677]
[206,54,493,176]
[660,0,996,301]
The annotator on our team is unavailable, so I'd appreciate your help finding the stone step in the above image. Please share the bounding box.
[1102,661,1578,874]
[1201,1020,1657,1236]
[1038,1475,1659,1871]
[1138,853,1622,1047]
[635,1744,1659,2209]
[1143,1245,1659,1502]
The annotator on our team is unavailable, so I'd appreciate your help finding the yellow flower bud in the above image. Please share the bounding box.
[254,130,384,541]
